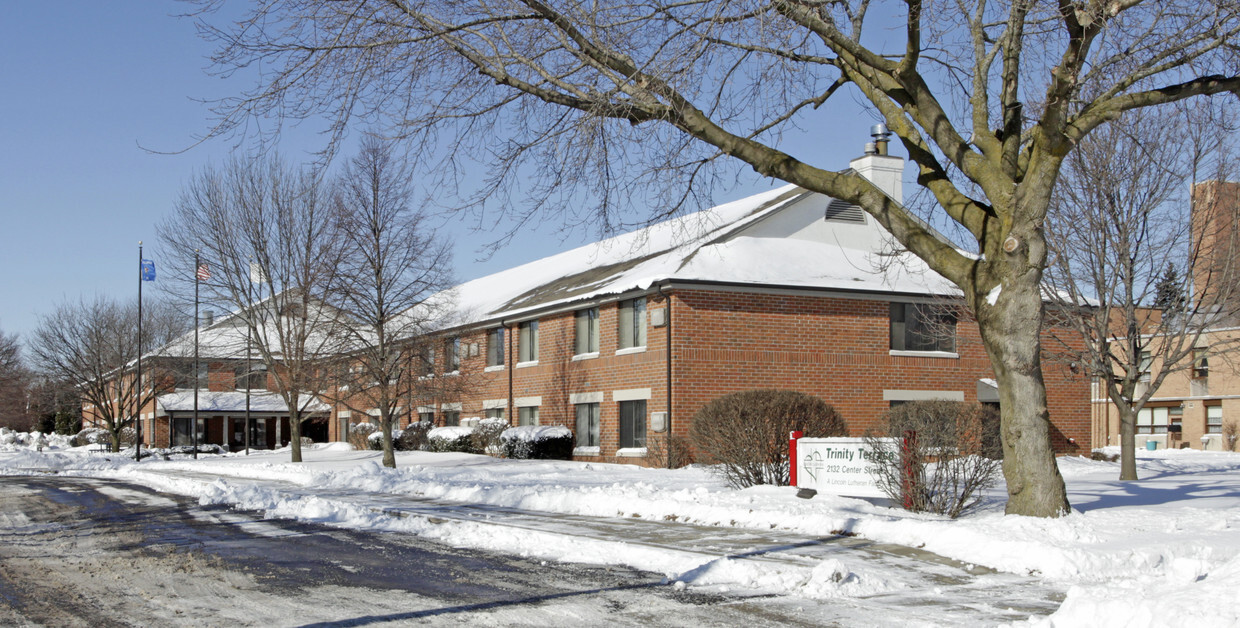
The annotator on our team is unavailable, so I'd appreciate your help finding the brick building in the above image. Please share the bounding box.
[327,145,1091,462]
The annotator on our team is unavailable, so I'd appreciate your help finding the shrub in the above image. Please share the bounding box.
[347,422,378,450]
[55,412,82,436]
[500,425,574,459]
[1223,420,1239,452]
[71,427,108,447]
[646,434,695,469]
[396,421,432,451]
[118,427,137,448]
[427,426,479,453]
[690,389,847,488]
[300,436,315,447]
[863,400,1002,518]
[471,418,509,455]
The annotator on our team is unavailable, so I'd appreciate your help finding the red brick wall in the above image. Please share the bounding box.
[423,286,1091,465]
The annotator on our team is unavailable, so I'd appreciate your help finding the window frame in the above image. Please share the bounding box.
[1207,405,1223,434]
[619,399,647,449]
[1193,348,1210,379]
[574,307,600,356]
[618,297,647,349]
[442,410,460,427]
[518,406,539,426]
[484,407,505,420]
[1136,405,1171,434]
[445,337,461,372]
[518,320,539,363]
[574,402,600,448]
[889,302,957,354]
[486,327,505,367]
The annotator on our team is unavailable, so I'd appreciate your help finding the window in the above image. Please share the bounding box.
[519,406,539,426]
[1137,406,1171,434]
[619,400,647,449]
[486,328,505,367]
[418,411,435,425]
[445,337,461,372]
[575,403,600,447]
[618,297,647,349]
[574,307,600,355]
[518,321,539,362]
[420,347,436,376]
[236,363,267,391]
[1139,351,1152,383]
[1194,348,1210,379]
[485,408,505,420]
[443,410,460,426]
[889,303,956,353]
[1208,406,1223,434]
[195,362,209,389]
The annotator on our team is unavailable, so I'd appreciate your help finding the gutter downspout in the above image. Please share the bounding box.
[657,282,673,469]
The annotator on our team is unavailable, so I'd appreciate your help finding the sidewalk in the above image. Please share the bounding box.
[126,464,1063,624]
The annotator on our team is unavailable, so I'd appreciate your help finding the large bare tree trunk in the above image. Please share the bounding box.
[975,245,1071,517]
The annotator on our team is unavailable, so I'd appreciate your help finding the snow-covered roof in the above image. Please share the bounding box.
[155,391,329,415]
[439,184,957,327]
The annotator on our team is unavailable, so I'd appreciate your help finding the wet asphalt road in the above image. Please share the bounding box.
[0,475,809,627]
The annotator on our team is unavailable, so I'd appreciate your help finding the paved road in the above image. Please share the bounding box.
[0,476,811,627]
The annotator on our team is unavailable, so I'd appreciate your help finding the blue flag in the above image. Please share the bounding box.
[140,259,156,281]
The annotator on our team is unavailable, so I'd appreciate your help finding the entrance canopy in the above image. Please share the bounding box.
[155,391,329,416]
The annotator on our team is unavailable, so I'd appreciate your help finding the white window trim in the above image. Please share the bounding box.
[483,399,507,410]
[444,370,460,377]
[616,447,647,458]
[573,446,601,456]
[889,350,959,359]
[484,365,505,373]
[572,352,600,361]
[569,392,604,404]
[612,388,652,402]
[441,402,462,411]
[416,406,435,414]
[337,410,352,418]
[514,396,542,408]
[882,390,965,402]
[515,360,540,368]
[615,346,646,356]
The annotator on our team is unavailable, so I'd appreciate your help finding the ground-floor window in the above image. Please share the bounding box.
[171,417,208,446]
[619,400,647,449]
[1207,406,1223,434]
[1137,406,1171,434]
[418,411,435,424]
[485,408,505,420]
[443,410,460,426]
[575,403,599,447]
[518,406,539,426]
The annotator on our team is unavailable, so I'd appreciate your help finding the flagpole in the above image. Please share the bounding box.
[193,250,200,460]
[135,241,143,463]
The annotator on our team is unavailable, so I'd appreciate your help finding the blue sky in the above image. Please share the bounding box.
[0,1,883,341]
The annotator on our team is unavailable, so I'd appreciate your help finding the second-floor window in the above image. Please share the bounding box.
[445,337,461,372]
[574,307,599,355]
[195,362,209,389]
[487,327,505,367]
[518,320,539,362]
[1139,351,1152,382]
[618,297,647,349]
[1194,348,1209,379]
[890,303,956,353]
[235,363,267,390]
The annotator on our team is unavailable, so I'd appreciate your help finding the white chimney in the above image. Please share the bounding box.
[849,123,904,205]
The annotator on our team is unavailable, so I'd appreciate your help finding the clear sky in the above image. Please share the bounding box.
[0,1,883,342]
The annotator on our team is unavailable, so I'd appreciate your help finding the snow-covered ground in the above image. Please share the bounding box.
[2,433,1238,627]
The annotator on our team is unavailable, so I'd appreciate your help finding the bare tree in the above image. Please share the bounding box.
[158,153,349,463]
[329,136,456,467]
[1045,107,1240,481]
[0,328,32,430]
[28,297,187,451]
[191,0,1240,516]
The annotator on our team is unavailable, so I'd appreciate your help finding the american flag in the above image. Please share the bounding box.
[196,263,211,282]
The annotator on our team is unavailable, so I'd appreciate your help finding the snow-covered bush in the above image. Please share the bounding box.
[427,426,479,453]
[396,421,432,451]
[366,428,406,451]
[71,427,109,447]
[347,422,378,450]
[500,425,573,460]
[472,417,508,455]
[864,400,1001,518]
[691,389,846,488]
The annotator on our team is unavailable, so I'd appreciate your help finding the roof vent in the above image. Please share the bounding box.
[825,198,865,223]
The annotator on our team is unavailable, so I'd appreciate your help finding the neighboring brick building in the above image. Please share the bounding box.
[330,143,1091,463]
